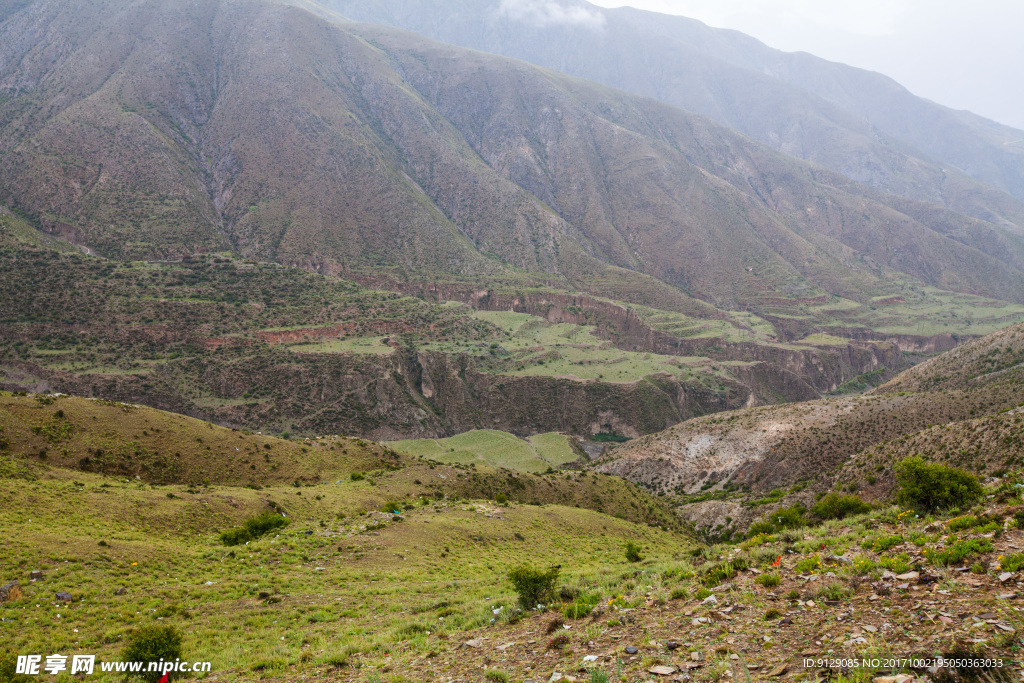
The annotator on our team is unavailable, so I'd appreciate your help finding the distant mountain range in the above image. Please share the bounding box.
[3,0,1024,317]
[325,0,1024,226]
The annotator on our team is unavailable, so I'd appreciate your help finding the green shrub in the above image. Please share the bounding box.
[669,587,688,600]
[0,652,33,683]
[701,562,736,587]
[895,457,983,513]
[220,511,290,545]
[755,573,780,587]
[945,515,979,533]
[495,492,508,505]
[563,602,593,619]
[218,527,249,546]
[816,582,853,601]
[349,472,364,481]
[924,538,994,566]
[811,493,871,520]
[878,553,913,574]
[794,555,822,573]
[1000,552,1024,572]
[872,535,903,552]
[764,608,781,620]
[749,504,808,536]
[508,565,560,609]
[121,626,183,681]
[484,671,510,683]
[624,541,642,563]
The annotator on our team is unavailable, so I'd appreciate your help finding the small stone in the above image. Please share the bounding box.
[583,655,598,662]
[0,581,22,603]
[730,654,739,660]
[805,600,815,607]
[997,593,1018,600]
[55,592,72,602]
[702,595,718,605]
[625,646,639,655]
[29,571,43,581]
[999,572,1015,583]
[114,587,128,595]
[464,638,484,648]
[895,571,920,581]
[896,583,910,590]
[497,643,515,651]
[691,652,703,661]
[769,664,788,677]
[649,665,678,675]
[863,625,878,633]
[666,642,680,651]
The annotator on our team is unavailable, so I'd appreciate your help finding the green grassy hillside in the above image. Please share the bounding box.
[0,456,694,679]
[391,430,581,473]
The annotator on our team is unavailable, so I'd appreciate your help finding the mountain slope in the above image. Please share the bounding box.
[4,0,1024,315]
[324,0,1024,226]
[594,319,1024,533]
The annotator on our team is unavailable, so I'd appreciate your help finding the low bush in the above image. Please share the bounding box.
[755,573,780,587]
[220,511,289,546]
[508,565,560,609]
[624,541,642,563]
[878,553,913,574]
[563,592,601,619]
[811,493,870,520]
[945,515,978,532]
[895,457,982,513]
[999,552,1024,572]
[794,555,822,573]
[121,626,183,681]
[817,582,853,601]
[924,538,994,566]
[872,535,903,552]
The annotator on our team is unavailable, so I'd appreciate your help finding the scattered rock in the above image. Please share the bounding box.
[895,571,920,581]
[691,652,703,661]
[114,587,128,595]
[582,655,598,662]
[666,641,680,651]
[464,638,484,648]
[872,675,914,683]
[625,646,639,655]
[769,664,788,677]
[702,595,718,605]
[826,554,853,564]
[649,665,679,675]
[999,572,1015,583]
[55,592,72,602]
[997,593,1018,600]
[863,625,878,633]
[29,571,43,581]
[0,581,21,603]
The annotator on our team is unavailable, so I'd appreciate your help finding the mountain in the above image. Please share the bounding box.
[4,0,1024,321]
[324,0,1024,229]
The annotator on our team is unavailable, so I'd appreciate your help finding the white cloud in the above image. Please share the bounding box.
[496,0,607,30]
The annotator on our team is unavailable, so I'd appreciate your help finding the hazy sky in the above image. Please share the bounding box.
[587,0,1024,130]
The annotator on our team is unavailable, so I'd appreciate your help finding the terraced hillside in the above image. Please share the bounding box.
[3,242,940,441]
